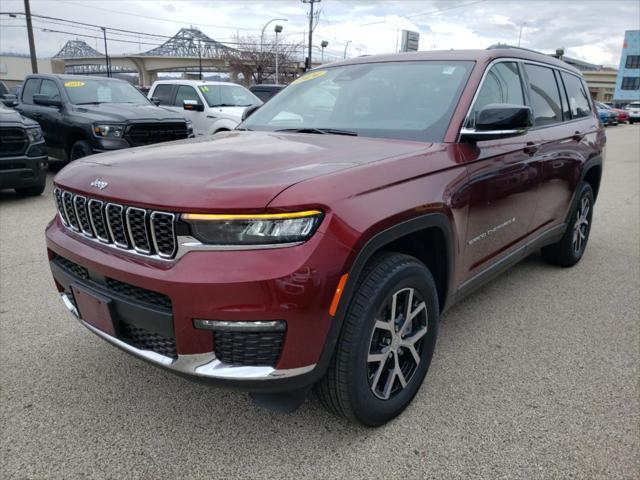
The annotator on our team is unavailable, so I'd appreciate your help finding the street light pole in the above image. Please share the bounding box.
[101,27,110,77]
[517,22,526,47]
[343,40,352,59]
[321,40,328,63]
[260,18,288,53]
[198,39,203,80]
[23,0,38,73]
[274,24,283,84]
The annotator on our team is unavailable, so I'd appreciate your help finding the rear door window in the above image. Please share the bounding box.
[561,72,592,119]
[152,84,175,105]
[524,64,563,126]
[21,78,41,104]
[470,62,525,124]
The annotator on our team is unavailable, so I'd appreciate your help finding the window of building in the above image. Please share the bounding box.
[524,64,563,125]
[621,76,640,90]
[625,55,640,69]
[561,72,592,119]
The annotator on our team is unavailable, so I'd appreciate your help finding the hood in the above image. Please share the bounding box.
[210,106,246,121]
[55,131,432,211]
[70,103,187,123]
[0,106,37,127]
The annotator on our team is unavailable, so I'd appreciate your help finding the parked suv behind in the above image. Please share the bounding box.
[625,101,640,124]
[16,75,193,161]
[148,80,261,136]
[46,48,604,426]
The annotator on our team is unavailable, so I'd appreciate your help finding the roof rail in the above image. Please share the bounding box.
[486,44,546,56]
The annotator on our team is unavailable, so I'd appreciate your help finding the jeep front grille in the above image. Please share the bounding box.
[54,188,178,259]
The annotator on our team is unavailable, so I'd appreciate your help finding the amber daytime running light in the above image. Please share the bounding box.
[181,210,324,245]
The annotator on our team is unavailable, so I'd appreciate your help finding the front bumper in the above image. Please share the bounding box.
[46,216,351,391]
[0,151,47,190]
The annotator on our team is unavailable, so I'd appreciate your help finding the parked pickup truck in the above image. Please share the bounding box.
[0,102,48,195]
[16,74,193,161]
[148,80,262,136]
[46,47,604,426]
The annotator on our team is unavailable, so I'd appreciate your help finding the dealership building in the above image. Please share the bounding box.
[613,30,640,105]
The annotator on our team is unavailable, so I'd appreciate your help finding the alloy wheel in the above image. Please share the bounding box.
[367,287,428,400]
[572,196,590,254]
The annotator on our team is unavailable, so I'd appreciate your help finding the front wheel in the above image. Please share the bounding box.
[69,140,93,160]
[15,183,45,196]
[316,252,439,426]
[542,182,594,267]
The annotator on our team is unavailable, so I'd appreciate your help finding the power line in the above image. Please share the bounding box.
[358,0,488,27]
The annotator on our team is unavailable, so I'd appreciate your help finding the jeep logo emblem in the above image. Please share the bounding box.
[90,178,108,190]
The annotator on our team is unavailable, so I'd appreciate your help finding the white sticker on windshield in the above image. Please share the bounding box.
[442,66,457,75]
[97,86,112,103]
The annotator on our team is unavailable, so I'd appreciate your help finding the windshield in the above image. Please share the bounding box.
[198,84,261,107]
[243,61,473,142]
[64,79,150,105]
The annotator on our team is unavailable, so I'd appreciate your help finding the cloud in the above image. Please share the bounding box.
[0,0,637,67]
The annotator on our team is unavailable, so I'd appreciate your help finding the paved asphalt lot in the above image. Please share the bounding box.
[1,125,639,479]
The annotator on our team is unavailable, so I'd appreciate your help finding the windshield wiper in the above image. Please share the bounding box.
[76,101,106,105]
[275,127,358,136]
[212,103,241,107]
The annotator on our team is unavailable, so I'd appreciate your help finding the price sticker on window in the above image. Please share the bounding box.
[199,86,210,93]
[291,70,327,85]
[64,81,85,87]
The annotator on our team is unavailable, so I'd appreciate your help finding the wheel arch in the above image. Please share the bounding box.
[583,160,602,200]
[65,128,91,160]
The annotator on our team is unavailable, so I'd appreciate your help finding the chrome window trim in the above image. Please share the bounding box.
[149,211,176,259]
[60,293,315,381]
[457,56,589,142]
[125,207,152,255]
[87,199,110,243]
[105,203,129,249]
[73,194,94,238]
[62,191,80,232]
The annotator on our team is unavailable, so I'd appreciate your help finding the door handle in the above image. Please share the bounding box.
[523,142,539,156]
[572,131,584,142]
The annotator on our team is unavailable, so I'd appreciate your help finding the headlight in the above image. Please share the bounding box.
[182,210,323,246]
[93,123,125,138]
[26,126,43,143]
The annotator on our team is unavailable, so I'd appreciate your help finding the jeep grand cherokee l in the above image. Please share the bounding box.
[46,48,604,426]
[16,74,193,161]
[0,102,48,195]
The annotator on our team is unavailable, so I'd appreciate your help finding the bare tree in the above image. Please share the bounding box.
[226,35,303,86]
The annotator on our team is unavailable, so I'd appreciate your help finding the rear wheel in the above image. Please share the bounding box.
[69,140,93,160]
[542,182,594,267]
[316,252,439,426]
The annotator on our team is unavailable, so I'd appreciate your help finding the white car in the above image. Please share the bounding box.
[148,80,262,135]
[624,102,640,124]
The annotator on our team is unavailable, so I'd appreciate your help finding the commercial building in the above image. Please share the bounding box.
[0,54,53,87]
[613,30,640,105]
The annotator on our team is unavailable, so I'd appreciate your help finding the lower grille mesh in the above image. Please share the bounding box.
[119,321,177,359]
[214,331,284,367]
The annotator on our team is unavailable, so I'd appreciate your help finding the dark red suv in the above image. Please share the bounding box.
[46,47,604,426]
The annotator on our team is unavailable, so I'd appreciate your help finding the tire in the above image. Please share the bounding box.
[315,252,439,426]
[69,140,93,160]
[541,182,594,267]
[15,183,45,196]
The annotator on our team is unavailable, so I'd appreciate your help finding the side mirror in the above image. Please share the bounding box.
[460,104,533,142]
[33,94,62,107]
[183,100,204,112]
[150,97,161,106]
[241,104,261,122]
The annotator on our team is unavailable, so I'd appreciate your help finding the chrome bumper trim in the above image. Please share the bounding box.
[60,293,315,381]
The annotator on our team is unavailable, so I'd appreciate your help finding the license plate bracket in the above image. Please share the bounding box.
[71,284,115,336]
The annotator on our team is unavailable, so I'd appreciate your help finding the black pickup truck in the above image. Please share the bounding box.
[15,74,193,161]
[0,102,48,196]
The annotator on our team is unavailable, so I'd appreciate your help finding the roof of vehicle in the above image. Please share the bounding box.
[250,84,285,89]
[25,73,128,82]
[324,47,582,75]
[151,79,242,87]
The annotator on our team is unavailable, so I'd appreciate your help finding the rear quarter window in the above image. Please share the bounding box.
[561,72,592,119]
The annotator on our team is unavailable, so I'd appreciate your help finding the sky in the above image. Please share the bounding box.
[1,0,639,67]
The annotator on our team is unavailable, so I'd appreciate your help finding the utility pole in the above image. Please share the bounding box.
[517,22,526,48]
[302,0,320,70]
[23,0,38,73]
[274,24,283,84]
[101,27,110,77]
